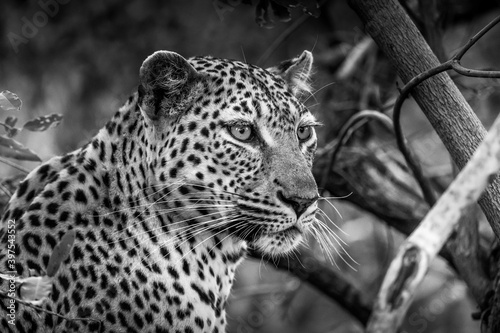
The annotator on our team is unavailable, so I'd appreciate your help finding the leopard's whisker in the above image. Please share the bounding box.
[240,223,258,241]
[315,212,348,245]
[318,193,353,200]
[108,200,237,233]
[209,219,250,253]
[291,249,304,269]
[137,179,234,215]
[156,213,238,241]
[173,219,247,266]
[165,215,241,246]
[107,208,238,243]
[129,209,232,236]
[309,224,339,269]
[132,214,243,265]
[318,199,344,220]
[154,198,236,207]
[312,219,343,260]
[314,217,358,268]
[155,180,245,199]
[92,182,187,217]
[302,81,336,104]
[154,204,237,214]
[316,208,347,235]
[144,215,243,261]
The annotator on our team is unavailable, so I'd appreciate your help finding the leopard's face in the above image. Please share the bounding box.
[139,51,319,256]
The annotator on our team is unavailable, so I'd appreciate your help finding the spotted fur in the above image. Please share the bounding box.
[0,50,320,333]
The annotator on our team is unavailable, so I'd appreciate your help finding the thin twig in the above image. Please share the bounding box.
[451,61,500,78]
[335,37,376,80]
[453,15,500,59]
[0,156,31,174]
[0,290,102,330]
[230,281,299,300]
[392,63,450,206]
[320,110,394,196]
[0,182,12,197]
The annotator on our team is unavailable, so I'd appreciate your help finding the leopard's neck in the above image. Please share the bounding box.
[77,95,247,314]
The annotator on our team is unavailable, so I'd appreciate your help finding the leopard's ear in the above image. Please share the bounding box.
[267,50,313,96]
[138,51,201,120]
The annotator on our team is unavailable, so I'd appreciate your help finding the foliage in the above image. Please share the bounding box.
[0,91,62,163]
[252,0,320,27]
[215,0,319,28]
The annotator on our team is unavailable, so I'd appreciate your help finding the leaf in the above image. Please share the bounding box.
[19,275,53,305]
[256,0,275,28]
[0,122,21,138]
[270,1,292,22]
[297,0,320,17]
[1,117,20,137]
[0,91,22,112]
[23,114,63,132]
[253,0,319,28]
[272,0,320,17]
[0,135,41,161]
[46,230,75,277]
[5,116,17,127]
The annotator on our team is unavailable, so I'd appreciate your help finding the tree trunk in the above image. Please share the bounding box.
[347,0,500,331]
[347,0,500,237]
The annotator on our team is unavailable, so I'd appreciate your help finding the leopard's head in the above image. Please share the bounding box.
[138,50,319,256]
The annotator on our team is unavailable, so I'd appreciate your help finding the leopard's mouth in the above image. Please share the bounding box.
[269,224,302,236]
[248,229,305,256]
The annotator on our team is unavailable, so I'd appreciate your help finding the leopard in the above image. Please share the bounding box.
[0,49,321,333]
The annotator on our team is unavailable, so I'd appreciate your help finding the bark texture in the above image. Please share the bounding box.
[348,0,500,237]
[347,0,500,330]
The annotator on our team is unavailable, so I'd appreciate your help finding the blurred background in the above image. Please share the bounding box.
[1,0,500,332]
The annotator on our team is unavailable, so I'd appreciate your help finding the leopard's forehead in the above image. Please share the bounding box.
[190,55,280,87]
[188,56,313,132]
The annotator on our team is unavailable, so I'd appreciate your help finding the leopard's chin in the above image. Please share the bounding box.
[250,226,305,256]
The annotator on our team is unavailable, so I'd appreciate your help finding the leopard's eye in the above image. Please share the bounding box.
[297,126,312,141]
[229,124,253,141]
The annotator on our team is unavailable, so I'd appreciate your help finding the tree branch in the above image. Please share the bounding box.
[367,111,500,333]
[249,249,372,325]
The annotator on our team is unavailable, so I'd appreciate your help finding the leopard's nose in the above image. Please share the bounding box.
[277,191,318,218]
